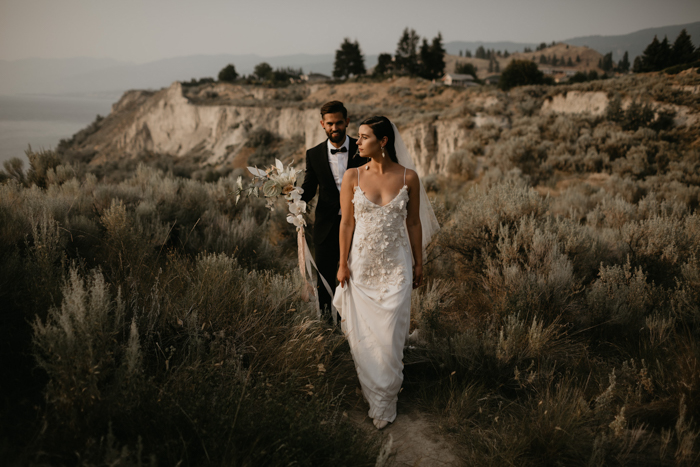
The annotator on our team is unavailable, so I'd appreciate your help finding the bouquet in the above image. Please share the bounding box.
[237,158,307,230]
[235,159,333,319]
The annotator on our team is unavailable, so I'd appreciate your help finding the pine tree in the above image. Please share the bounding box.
[488,58,494,73]
[333,38,366,79]
[374,53,393,76]
[504,50,510,58]
[419,39,432,79]
[658,36,671,69]
[416,33,446,79]
[617,51,630,72]
[494,59,500,73]
[539,55,548,65]
[395,28,420,75]
[459,50,463,57]
[429,33,446,78]
[465,50,472,58]
[600,52,614,72]
[576,55,581,63]
[635,36,660,72]
[567,57,574,67]
[633,56,643,72]
[636,35,672,72]
[671,29,696,65]
[475,45,486,59]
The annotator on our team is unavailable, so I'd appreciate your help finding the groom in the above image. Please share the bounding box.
[301,101,368,323]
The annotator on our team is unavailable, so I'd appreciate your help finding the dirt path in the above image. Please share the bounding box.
[348,405,461,467]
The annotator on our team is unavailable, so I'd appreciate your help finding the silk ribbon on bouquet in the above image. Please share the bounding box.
[297,228,338,325]
[242,160,337,325]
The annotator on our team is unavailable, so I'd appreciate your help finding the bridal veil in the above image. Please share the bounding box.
[391,122,440,252]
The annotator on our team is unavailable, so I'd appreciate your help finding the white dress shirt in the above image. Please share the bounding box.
[327,135,349,193]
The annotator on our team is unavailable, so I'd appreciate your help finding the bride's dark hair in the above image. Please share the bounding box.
[359,116,398,163]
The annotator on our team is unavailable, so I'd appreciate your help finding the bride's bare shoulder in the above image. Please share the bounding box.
[403,167,419,183]
[341,166,359,187]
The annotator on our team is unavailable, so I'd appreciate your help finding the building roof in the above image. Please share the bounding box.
[443,73,475,81]
[301,72,330,81]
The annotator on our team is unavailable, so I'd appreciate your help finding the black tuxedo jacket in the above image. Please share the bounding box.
[301,137,368,244]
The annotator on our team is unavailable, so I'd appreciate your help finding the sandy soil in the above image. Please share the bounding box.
[349,405,461,467]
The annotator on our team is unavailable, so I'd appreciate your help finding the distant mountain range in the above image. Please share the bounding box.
[1,21,698,97]
[561,21,700,62]
[444,21,700,62]
[0,53,374,96]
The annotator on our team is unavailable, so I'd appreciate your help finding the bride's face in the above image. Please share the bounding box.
[357,125,386,158]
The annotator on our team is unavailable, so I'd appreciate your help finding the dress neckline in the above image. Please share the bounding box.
[355,185,407,208]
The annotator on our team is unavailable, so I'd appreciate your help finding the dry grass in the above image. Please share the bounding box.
[3,70,700,465]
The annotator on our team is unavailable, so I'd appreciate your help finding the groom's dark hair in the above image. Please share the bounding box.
[320,100,347,118]
[360,116,398,163]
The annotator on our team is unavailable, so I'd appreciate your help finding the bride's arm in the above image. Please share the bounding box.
[337,170,357,288]
[405,170,423,288]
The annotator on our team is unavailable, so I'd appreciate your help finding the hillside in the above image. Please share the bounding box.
[4,67,700,466]
[563,20,700,61]
[445,43,605,79]
[59,69,700,182]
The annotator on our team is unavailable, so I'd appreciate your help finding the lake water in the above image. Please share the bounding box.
[0,94,118,165]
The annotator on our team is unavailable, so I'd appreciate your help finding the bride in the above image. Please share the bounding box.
[333,116,439,430]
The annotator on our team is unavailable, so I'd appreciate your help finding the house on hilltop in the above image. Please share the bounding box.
[301,72,330,83]
[484,75,500,86]
[441,73,478,87]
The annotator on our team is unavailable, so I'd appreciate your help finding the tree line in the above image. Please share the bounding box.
[458,47,511,59]
[633,28,699,73]
[181,62,305,88]
[183,29,698,93]
[333,28,446,80]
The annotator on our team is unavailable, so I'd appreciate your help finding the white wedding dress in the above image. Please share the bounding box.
[332,168,412,423]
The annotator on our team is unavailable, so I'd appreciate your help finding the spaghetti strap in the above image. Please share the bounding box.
[403,167,407,186]
[356,167,360,190]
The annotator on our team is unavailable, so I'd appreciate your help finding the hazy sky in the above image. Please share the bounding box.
[2,0,699,62]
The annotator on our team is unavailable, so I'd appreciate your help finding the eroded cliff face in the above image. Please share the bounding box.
[540,90,698,127]
[91,82,326,165]
[68,75,698,177]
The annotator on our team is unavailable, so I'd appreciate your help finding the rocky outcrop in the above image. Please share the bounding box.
[78,81,475,175]
[403,119,468,177]
[540,89,698,127]
[83,82,325,165]
[541,91,609,116]
[67,76,697,178]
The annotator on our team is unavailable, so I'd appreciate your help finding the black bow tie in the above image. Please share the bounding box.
[330,146,347,154]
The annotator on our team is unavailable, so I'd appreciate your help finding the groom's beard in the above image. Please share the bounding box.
[327,129,346,144]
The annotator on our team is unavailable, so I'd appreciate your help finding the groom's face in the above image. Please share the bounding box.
[321,112,349,145]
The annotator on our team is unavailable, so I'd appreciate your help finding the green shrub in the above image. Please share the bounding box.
[499,60,546,91]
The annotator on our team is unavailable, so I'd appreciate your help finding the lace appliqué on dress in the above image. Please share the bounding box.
[352,186,409,299]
